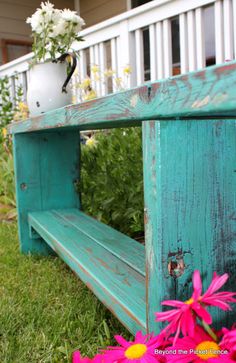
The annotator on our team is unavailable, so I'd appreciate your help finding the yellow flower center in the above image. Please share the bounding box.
[86,138,96,146]
[124,344,147,360]
[185,297,194,305]
[195,341,220,360]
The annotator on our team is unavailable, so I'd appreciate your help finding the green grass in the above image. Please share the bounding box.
[0,222,130,363]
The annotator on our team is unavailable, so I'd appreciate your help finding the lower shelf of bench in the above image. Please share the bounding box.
[28,208,146,334]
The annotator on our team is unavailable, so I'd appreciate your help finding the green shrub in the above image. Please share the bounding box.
[0,75,23,220]
[80,127,144,239]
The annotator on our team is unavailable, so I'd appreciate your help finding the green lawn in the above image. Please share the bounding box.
[0,222,129,363]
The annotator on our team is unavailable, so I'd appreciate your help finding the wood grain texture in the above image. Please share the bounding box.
[53,209,145,275]
[13,131,80,254]
[142,119,236,333]
[9,61,236,134]
[28,209,146,334]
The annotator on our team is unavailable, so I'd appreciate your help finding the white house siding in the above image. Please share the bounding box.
[80,0,127,28]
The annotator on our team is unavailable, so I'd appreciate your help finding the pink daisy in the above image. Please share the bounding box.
[73,351,104,363]
[221,327,236,352]
[166,326,234,363]
[102,330,166,362]
[156,271,236,341]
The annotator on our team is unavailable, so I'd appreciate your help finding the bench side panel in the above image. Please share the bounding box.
[13,130,80,254]
[143,119,236,333]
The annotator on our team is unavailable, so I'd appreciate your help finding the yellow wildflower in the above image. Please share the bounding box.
[66,54,72,63]
[91,64,99,74]
[115,77,122,87]
[123,65,132,75]
[84,90,97,101]
[85,137,97,147]
[73,67,79,76]
[72,95,77,104]
[19,102,29,113]
[104,68,115,78]
[93,73,100,81]
[2,128,7,139]
[79,78,91,90]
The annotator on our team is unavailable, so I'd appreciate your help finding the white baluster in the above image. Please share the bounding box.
[180,13,189,74]
[223,0,234,60]
[99,42,107,96]
[79,50,87,79]
[163,19,172,77]
[94,44,101,96]
[195,7,206,69]
[89,46,97,95]
[118,19,136,88]
[233,0,236,58]
[156,21,164,79]
[187,10,197,71]
[149,24,157,81]
[111,38,118,91]
[135,28,144,85]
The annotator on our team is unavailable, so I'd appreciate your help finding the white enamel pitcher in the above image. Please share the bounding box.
[27,53,77,117]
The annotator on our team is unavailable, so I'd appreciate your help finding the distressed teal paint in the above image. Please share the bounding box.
[8,61,236,135]
[142,119,236,333]
[53,209,145,275]
[13,131,80,254]
[11,60,236,335]
[28,209,146,334]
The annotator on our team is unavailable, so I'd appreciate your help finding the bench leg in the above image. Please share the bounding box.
[13,131,80,255]
[142,119,236,333]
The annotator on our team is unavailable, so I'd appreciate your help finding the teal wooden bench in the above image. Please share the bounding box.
[9,61,236,334]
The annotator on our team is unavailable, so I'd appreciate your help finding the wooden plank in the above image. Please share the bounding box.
[9,60,236,134]
[142,118,236,333]
[53,209,145,275]
[215,0,224,63]
[13,131,80,254]
[28,210,146,334]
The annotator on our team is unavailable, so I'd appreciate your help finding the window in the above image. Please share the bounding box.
[131,0,153,9]
[1,39,32,65]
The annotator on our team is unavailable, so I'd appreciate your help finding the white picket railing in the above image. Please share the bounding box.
[0,0,235,102]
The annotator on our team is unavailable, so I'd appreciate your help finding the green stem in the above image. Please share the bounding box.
[202,320,218,342]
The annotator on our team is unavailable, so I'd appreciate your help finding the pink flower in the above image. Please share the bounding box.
[72,351,104,363]
[221,327,236,352]
[102,330,166,362]
[166,326,234,363]
[156,271,236,341]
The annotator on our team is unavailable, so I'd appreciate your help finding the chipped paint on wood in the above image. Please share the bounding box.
[8,60,236,135]
[28,209,146,334]
[142,119,236,333]
[11,60,236,336]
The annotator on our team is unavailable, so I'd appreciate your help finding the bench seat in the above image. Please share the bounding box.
[28,208,146,333]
